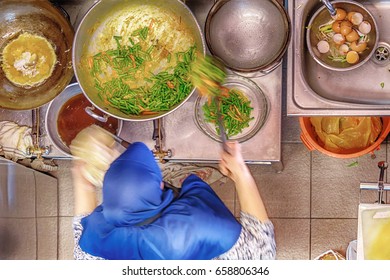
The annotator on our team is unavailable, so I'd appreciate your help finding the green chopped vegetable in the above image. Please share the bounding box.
[347,161,359,167]
[131,27,149,41]
[88,28,197,116]
[328,54,347,63]
[380,82,385,89]
[202,89,254,137]
[189,54,226,98]
[319,24,333,33]
[189,55,253,137]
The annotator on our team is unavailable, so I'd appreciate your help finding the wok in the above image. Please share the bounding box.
[73,0,205,121]
[205,0,291,75]
[0,0,74,110]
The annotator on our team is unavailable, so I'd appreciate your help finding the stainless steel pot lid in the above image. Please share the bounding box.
[205,0,290,73]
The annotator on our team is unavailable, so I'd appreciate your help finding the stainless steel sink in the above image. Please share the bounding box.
[287,0,390,115]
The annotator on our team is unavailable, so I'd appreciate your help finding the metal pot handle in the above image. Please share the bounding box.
[85,106,108,123]
[232,59,282,78]
[259,59,283,75]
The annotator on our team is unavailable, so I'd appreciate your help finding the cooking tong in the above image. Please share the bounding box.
[215,96,230,154]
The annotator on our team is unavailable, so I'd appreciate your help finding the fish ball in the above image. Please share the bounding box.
[332,21,342,33]
[359,21,372,34]
[333,33,345,45]
[346,30,359,42]
[346,51,359,64]
[317,40,330,53]
[347,12,356,22]
[333,8,347,21]
[350,41,367,53]
[340,25,352,36]
[340,20,353,27]
[350,12,363,25]
[339,44,349,55]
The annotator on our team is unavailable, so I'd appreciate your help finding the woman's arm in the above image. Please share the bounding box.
[219,141,269,222]
[72,160,97,216]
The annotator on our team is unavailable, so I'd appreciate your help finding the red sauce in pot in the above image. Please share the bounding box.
[57,93,119,146]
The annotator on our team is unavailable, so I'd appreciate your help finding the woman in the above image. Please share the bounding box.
[72,141,275,260]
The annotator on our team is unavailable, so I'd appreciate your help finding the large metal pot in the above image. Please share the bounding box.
[0,0,74,110]
[45,83,123,157]
[205,0,291,75]
[73,0,205,121]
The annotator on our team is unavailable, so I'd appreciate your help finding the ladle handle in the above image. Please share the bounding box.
[320,0,337,17]
[85,106,108,123]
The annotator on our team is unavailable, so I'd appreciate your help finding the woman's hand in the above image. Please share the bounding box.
[71,160,95,192]
[219,141,250,183]
[72,160,98,216]
[219,141,269,222]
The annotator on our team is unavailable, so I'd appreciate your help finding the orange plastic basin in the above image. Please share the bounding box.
[299,117,390,158]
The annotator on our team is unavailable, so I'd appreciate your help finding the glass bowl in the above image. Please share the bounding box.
[194,75,269,143]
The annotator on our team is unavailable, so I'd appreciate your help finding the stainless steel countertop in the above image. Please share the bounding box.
[0,0,283,165]
[114,69,282,164]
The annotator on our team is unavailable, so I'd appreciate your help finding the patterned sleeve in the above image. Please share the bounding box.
[214,212,276,260]
[73,215,105,260]
[73,212,275,260]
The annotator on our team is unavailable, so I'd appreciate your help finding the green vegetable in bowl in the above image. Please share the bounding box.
[202,89,254,137]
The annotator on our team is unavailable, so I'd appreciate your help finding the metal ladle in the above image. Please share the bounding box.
[320,0,337,17]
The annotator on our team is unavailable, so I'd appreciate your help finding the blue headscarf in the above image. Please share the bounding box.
[79,142,242,259]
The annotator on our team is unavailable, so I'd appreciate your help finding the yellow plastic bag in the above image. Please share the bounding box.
[366,219,390,259]
[310,117,382,153]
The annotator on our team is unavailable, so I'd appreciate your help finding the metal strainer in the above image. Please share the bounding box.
[205,0,291,74]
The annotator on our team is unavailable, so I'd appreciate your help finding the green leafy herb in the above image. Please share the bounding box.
[380,82,385,89]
